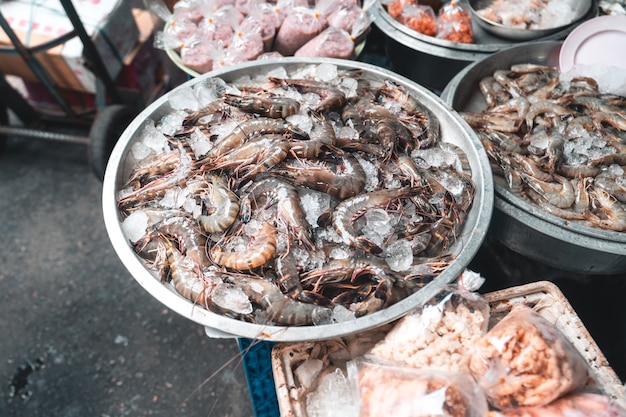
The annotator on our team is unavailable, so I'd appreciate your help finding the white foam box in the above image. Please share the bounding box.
[271,281,626,417]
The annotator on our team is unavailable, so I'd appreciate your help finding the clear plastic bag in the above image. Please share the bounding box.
[491,392,626,417]
[402,4,437,36]
[294,27,355,59]
[368,281,490,374]
[350,358,488,417]
[469,304,591,410]
[180,39,216,74]
[436,0,474,43]
[273,6,327,56]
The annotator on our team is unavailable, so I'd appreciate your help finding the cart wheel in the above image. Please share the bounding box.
[88,104,138,181]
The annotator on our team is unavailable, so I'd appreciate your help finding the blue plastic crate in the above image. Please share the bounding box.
[238,338,280,417]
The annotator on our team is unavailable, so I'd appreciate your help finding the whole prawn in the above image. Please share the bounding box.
[203,134,290,181]
[274,149,367,200]
[223,273,333,326]
[199,117,307,162]
[222,93,300,119]
[288,111,336,159]
[333,187,423,254]
[197,175,240,234]
[269,77,347,113]
[240,177,314,249]
[210,221,277,270]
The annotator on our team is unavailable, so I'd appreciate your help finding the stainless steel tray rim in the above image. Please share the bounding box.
[495,197,626,256]
[103,57,494,342]
[370,1,597,58]
[441,40,626,246]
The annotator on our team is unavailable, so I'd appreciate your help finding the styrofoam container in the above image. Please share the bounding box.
[271,281,626,417]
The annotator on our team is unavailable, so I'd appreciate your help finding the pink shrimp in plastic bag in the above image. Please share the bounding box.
[351,358,488,417]
[239,15,276,51]
[273,7,327,56]
[469,304,591,410]
[181,38,216,74]
[491,392,626,417]
[228,29,265,62]
[294,27,355,59]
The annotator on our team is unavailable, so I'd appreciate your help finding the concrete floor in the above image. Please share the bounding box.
[0,135,255,417]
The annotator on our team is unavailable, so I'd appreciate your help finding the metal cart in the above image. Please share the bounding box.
[0,0,144,180]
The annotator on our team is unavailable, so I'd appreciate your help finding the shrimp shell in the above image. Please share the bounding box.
[210,221,277,270]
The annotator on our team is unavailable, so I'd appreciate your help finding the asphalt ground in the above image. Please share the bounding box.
[0,134,255,417]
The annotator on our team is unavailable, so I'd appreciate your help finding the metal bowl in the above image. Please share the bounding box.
[370,0,597,92]
[441,41,626,275]
[102,57,494,342]
[469,0,593,41]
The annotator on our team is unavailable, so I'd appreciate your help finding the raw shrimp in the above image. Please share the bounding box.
[587,188,626,232]
[204,134,290,180]
[160,237,217,306]
[288,111,336,159]
[118,143,193,209]
[380,81,440,148]
[269,77,347,113]
[201,117,307,161]
[222,93,301,118]
[333,187,423,254]
[240,177,314,249]
[197,175,240,234]
[274,149,367,200]
[524,100,573,130]
[521,174,575,209]
[224,273,333,326]
[210,221,277,270]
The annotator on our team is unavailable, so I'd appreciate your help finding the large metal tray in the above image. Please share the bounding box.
[102,57,494,342]
[440,41,626,274]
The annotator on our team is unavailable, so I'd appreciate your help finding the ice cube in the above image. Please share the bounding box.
[384,239,413,272]
[130,140,152,161]
[140,120,168,152]
[188,127,213,158]
[315,63,338,82]
[121,210,149,243]
[211,284,253,315]
[332,305,356,322]
[306,368,359,417]
[158,110,187,136]
[286,113,313,134]
[168,87,200,112]
[294,358,324,390]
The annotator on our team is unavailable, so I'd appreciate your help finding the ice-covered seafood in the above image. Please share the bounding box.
[475,0,583,30]
[460,63,626,232]
[117,63,476,326]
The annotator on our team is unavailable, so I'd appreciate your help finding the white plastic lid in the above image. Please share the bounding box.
[559,15,626,72]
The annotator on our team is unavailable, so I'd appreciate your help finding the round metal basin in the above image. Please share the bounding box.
[468,0,593,42]
[102,57,494,342]
[370,0,598,92]
[441,41,626,275]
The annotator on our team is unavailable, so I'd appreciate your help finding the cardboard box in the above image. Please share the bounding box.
[0,0,140,93]
[21,9,162,114]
